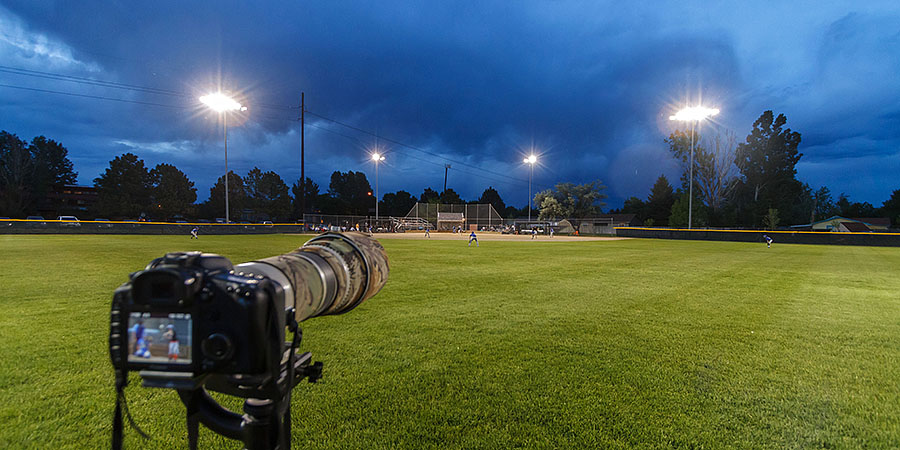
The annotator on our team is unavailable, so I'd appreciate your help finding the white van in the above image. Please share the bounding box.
[57,216,81,227]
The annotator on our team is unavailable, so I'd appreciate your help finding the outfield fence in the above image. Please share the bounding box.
[615,227,900,247]
[0,219,308,235]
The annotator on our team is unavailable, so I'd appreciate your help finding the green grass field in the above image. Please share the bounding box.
[1,234,899,449]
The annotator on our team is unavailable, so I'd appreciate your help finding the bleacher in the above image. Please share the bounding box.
[396,217,433,230]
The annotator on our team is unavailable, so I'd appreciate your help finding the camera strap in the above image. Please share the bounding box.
[112,373,149,450]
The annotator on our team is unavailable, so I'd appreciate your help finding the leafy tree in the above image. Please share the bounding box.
[620,197,646,221]
[245,168,291,221]
[0,132,79,216]
[696,132,739,212]
[503,205,527,219]
[439,188,462,204]
[836,193,876,218]
[666,130,739,225]
[881,189,900,227]
[535,180,607,219]
[291,177,319,219]
[668,191,708,228]
[150,163,196,219]
[763,208,780,230]
[94,153,152,218]
[207,171,247,220]
[380,190,417,217]
[734,111,804,225]
[31,136,78,197]
[0,132,35,216]
[537,195,567,220]
[646,175,675,226]
[327,171,372,215]
[419,188,440,204]
[810,186,838,222]
[477,186,506,213]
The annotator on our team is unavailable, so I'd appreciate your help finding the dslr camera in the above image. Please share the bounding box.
[108,232,388,449]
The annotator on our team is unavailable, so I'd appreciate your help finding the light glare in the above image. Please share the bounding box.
[524,155,537,164]
[669,106,720,122]
[200,93,244,112]
[371,153,384,161]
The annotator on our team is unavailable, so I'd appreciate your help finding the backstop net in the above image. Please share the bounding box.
[404,203,504,231]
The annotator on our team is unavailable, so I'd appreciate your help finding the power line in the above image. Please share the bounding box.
[0,83,187,109]
[0,65,186,97]
[0,65,295,111]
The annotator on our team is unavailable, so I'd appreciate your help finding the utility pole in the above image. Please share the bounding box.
[443,164,451,192]
[300,92,305,225]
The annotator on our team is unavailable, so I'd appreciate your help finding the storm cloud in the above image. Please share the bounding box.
[1,1,898,207]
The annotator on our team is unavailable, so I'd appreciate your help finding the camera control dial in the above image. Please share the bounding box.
[202,333,233,361]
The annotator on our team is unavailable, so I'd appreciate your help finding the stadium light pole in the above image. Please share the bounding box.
[372,152,385,222]
[201,92,247,224]
[669,106,719,229]
[524,154,537,222]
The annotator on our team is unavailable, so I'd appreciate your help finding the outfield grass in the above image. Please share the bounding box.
[1,234,899,449]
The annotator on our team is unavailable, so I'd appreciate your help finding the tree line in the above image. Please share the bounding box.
[609,110,900,228]
[0,130,533,220]
[3,113,899,226]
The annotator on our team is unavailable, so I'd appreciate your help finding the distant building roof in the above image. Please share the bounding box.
[841,222,871,232]
[795,216,890,229]
[851,217,890,227]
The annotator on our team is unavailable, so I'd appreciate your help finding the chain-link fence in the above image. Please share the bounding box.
[300,214,394,231]
[405,203,504,230]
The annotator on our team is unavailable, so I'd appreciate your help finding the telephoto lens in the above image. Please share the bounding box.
[235,232,389,322]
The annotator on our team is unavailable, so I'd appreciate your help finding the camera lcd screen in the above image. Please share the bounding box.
[127,312,192,364]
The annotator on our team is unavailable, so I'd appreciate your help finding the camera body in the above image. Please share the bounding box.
[108,232,389,449]
[109,251,285,377]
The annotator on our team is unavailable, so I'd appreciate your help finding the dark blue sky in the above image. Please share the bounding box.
[1,2,898,209]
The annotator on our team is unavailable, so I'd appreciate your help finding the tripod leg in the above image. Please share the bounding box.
[183,390,200,450]
[281,393,292,449]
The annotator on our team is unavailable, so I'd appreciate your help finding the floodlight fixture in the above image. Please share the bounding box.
[371,153,385,221]
[200,93,245,113]
[668,104,721,229]
[201,92,248,224]
[669,106,719,122]
[523,154,538,221]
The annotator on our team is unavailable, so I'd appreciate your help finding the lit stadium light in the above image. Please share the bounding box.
[371,152,385,221]
[201,92,248,224]
[669,106,719,122]
[668,104,721,229]
[200,93,246,112]
[523,154,538,221]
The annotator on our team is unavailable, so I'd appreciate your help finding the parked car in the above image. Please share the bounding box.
[57,216,81,227]
[26,216,47,227]
[262,221,274,227]
[94,218,114,228]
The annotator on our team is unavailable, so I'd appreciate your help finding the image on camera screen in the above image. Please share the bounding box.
[127,312,192,364]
